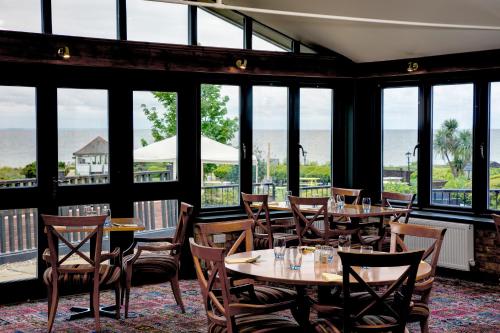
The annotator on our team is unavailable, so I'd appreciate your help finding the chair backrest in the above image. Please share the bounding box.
[338,250,424,333]
[331,187,362,205]
[382,192,416,224]
[389,222,446,276]
[42,214,106,276]
[189,238,235,331]
[492,214,500,244]
[241,192,273,248]
[289,195,330,244]
[171,202,194,256]
[196,219,254,255]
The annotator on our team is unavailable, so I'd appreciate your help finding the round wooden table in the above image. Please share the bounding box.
[225,248,432,287]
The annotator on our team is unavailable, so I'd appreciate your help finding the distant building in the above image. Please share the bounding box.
[73,136,109,176]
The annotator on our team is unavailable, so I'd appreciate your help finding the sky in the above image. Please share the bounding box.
[0,1,499,132]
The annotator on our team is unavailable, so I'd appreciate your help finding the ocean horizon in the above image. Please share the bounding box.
[0,128,498,168]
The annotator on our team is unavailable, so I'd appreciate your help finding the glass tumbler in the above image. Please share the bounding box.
[273,236,286,259]
[286,246,302,270]
[362,197,371,212]
[338,235,351,251]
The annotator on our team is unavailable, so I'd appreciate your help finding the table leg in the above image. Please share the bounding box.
[377,216,384,251]
[68,305,118,320]
[292,286,311,331]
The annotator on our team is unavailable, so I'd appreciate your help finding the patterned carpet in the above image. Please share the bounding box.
[0,277,498,332]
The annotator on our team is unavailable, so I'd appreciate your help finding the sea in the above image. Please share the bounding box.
[0,129,498,168]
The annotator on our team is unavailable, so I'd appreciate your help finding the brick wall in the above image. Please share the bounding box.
[475,226,500,275]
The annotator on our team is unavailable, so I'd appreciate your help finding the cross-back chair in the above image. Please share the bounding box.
[331,187,362,205]
[189,238,302,333]
[196,219,298,312]
[390,222,446,333]
[313,250,424,333]
[42,214,121,333]
[290,196,356,246]
[241,192,298,249]
[122,202,193,318]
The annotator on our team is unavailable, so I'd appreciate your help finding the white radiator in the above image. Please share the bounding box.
[405,218,474,271]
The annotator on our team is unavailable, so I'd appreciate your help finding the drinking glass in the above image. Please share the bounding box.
[273,236,286,259]
[285,191,292,207]
[336,194,345,209]
[314,245,322,262]
[286,246,302,270]
[362,197,371,212]
[338,235,351,251]
[104,208,112,227]
[360,245,373,269]
[320,245,335,264]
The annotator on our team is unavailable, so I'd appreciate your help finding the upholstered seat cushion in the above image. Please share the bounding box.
[313,315,398,332]
[245,285,297,304]
[43,264,120,287]
[408,301,430,322]
[311,318,342,333]
[123,253,177,282]
[208,313,302,333]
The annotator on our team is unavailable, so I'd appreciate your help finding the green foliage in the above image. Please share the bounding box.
[213,164,239,183]
[300,164,331,184]
[21,162,36,178]
[141,85,238,146]
[433,119,472,177]
[0,166,24,180]
[383,182,417,194]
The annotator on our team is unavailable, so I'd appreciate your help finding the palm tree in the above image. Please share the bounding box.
[434,119,472,177]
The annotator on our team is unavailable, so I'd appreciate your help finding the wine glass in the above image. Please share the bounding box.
[362,197,371,212]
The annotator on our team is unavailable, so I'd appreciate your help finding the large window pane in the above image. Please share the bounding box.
[58,89,109,185]
[52,0,116,39]
[133,91,178,183]
[489,82,500,210]
[431,84,474,207]
[134,199,178,233]
[0,208,38,283]
[253,86,288,200]
[201,85,240,208]
[197,9,243,48]
[383,87,419,196]
[127,0,187,44]
[0,86,37,188]
[252,22,291,52]
[0,0,41,33]
[299,88,332,197]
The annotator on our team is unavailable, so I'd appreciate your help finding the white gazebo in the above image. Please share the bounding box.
[133,135,258,181]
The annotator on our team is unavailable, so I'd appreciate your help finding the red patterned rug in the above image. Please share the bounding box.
[0,277,498,332]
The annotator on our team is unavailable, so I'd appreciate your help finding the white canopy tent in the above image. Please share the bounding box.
[134,135,258,181]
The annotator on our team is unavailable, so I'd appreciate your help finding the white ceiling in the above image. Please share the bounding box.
[223,0,500,62]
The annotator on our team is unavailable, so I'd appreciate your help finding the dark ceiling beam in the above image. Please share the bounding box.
[0,30,350,78]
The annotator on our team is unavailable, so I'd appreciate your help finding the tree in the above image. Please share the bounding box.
[141,85,238,145]
[21,162,36,178]
[433,119,472,177]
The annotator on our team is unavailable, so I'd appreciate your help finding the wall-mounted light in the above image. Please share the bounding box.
[407,61,418,72]
[235,59,247,70]
[57,46,71,60]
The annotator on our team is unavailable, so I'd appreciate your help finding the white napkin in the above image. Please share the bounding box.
[225,255,260,264]
[321,272,343,282]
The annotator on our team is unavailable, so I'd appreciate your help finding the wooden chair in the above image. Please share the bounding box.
[290,196,356,246]
[492,214,500,244]
[189,238,302,333]
[196,219,298,308]
[331,187,362,205]
[241,192,298,249]
[361,192,415,248]
[122,202,193,318]
[312,250,424,333]
[42,214,121,333]
[390,222,446,333]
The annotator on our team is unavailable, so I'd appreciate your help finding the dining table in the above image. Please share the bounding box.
[225,248,432,327]
[52,217,144,319]
[262,202,411,250]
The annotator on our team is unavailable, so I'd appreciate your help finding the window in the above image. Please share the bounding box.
[252,22,291,52]
[299,88,332,197]
[127,0,188,44]
[382,87,419,196]
[431,84,474,207]
[52,0,116,39]
[201,85,240,208]
[197,9,243,48]
[134,199,178,233]
[0,86,37,188]
[0,208,38,282]
[57,88,109,185]
[0,0,41,33]
[133,91,178,183]
[253,86,288,199]
[489,82,500,210]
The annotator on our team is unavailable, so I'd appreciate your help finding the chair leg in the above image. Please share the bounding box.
[47,282,59,333]
[124,269,132,318]
[170,275,185,313]
[114,281,121,319]
[420,317,429,333]
[93,282,101,333]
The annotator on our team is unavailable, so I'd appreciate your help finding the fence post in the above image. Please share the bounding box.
[25,209,32,249]
[0,211,5,253]
[8,212,14,252]
[149,201,156,230]
[16,209,24,251]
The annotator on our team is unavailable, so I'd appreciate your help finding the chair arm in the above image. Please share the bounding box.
[137,242,180,253]
[414,277,434,294]
[42,248,51,263]
[134,236,174,243]
[229,300,296,316]
[99,247,121,264]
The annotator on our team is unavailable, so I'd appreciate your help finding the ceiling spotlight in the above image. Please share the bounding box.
[57,46,71,60]
[407,61,418,72]
[235,59,247,70]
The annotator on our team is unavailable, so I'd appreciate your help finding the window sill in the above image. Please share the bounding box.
[411,209,495,229]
